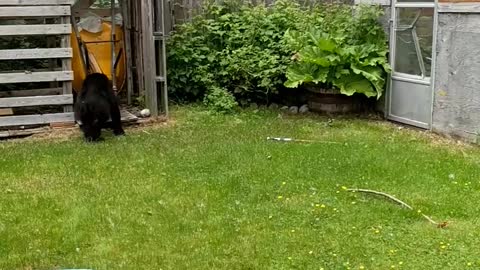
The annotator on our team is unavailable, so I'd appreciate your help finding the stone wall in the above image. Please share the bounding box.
[432,13,480,141]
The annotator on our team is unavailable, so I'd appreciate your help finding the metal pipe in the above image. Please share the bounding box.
[111,0,117,93]
[412,26,427,79]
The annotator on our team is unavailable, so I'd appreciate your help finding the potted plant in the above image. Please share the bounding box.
[282,6,391,113]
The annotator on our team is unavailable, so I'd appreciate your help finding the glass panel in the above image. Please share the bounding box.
[394,7,434,78]
[390,79,432,125]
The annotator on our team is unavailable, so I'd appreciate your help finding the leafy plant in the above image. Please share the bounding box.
[203,85,238,113]
[167,0,302,105]
[284,4,391,99]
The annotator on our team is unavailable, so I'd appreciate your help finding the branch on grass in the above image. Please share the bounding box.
[266,137,341,144]
[347,188,448,229]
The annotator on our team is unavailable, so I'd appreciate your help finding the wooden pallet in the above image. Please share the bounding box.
[0,0,74,128]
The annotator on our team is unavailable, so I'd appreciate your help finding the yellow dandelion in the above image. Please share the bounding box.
[467,262,472,266]
[359,266,365,269]
[375,230,380,234]
[336,191,340,193]
[288,257,292,260]
[315,204,321,207]
[309,250,313,255]
[282,182,286,185]
[351,201,356,205]
[440,245,447,249]
[341,186,348,190]
[321,204,326,208]
[278,195,283,199]
[399,262,403,265]
[391,265,395,269]
[291,229,296,233]
[417,210,422,213]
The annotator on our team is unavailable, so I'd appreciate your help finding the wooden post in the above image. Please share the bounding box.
[160,0,169,116]
[140,0,158,116]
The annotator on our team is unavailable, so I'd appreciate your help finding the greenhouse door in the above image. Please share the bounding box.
[388,1,436,129]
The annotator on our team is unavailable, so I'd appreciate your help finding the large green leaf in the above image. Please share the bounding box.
[317,38,336,52]
[306,28,336,52]
[334,66,351,79]
[333,74,377,98]
[300,46,331,67]
[285,62,329,88]
[350,64,385,98]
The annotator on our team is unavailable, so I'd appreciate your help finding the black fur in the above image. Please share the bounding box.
[74,73,125,142]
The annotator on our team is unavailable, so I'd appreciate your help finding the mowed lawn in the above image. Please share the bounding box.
[1,106,480,270]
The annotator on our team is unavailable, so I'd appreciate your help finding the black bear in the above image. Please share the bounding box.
[74,73,125,142]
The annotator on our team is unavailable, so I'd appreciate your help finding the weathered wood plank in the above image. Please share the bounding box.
[0,24,71,36]
[0,110,138,129]
[0,108,13,116]
[0,48,72,60]
[0,0,75,5]
[0,127,49,139]
[0,88,62,98]
[76,110,139,125]
[0,95,72,108]
[60,15,73,113]
[72,7,120,17]
[120,110,138,123]
[0,112,73,127]
[0,71,73,84]
[0,6,70,17]
[438,2,480,12]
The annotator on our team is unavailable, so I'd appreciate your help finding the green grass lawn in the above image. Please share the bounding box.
[1,106,480,270]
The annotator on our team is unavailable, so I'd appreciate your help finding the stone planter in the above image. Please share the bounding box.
[304,84,362,113]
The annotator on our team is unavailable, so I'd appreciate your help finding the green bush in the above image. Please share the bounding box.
[167,0,301,105]
[167,1,390,104]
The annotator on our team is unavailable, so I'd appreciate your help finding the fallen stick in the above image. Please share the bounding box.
[266,137,341,144]
[347,188,448,228]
